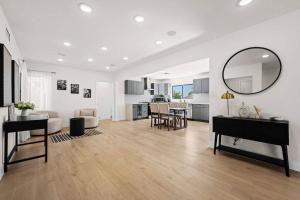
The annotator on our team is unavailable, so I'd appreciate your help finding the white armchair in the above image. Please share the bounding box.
[30,111,63,136]
[74,108,98,128]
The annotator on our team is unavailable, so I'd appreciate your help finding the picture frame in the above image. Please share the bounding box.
[57,80,67,90]
[71,84,79,94]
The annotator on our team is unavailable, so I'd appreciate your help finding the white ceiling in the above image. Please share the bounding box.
[144,58,209,79]
[1,0,300,72]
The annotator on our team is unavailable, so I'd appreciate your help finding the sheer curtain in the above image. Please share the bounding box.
[27,70,53,110]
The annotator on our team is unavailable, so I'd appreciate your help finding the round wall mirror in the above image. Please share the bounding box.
[222,47,282,95]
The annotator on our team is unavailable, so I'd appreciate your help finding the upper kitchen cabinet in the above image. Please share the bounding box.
[125,80,144,95]
[193,78,209,94]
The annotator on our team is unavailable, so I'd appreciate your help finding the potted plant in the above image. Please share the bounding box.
[15,102,35,116]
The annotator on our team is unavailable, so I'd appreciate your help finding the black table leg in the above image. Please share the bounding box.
[214,133,218,155]
[218,134,222,151]
[44,124,48,162]
[184,110,187,128]
[281,145,290,177]
[4,131,8,172]
[15,132,18,151]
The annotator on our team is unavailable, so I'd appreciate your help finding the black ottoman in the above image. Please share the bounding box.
[70,118,85,136]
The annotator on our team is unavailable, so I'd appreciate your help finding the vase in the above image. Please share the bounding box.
[21,109,28,116]
[239,102,250,118]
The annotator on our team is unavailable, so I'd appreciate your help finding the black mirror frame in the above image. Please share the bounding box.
[222,47,282,95]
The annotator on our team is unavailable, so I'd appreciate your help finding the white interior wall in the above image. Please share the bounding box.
[114,9,300,171]
[28,62,113,126]
[0,6,26,179]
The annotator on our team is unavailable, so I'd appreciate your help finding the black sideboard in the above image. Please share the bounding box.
[3,115,48,172]
[212,116,289,176]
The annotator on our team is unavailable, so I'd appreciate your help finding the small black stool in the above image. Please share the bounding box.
[70,118,85,136]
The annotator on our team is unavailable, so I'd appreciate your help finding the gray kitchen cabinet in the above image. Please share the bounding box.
[192,104,209,122]
[125,80,144,95]
[193,79,202,94]
[201,78,209,93]
[132,104,138,119]
[193,78,209,94]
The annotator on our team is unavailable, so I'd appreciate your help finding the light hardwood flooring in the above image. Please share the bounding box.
[0,119,300,200]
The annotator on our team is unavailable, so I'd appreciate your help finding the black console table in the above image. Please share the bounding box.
[3,115,48,172]
[213,116,290,176]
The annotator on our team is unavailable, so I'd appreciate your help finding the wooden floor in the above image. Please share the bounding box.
[0,119,300,200]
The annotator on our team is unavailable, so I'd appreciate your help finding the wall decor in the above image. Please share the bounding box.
[83,88,91,98]
[222,47,282,95]
[238,102,250,118]
[254,105,262,119]
[71,84,79,94]
[57,80,67,90]
[0,43,12,107]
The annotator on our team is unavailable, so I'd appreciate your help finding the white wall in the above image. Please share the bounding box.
[114,10,300,171]
[0,6,26,179]
[28,62,113,126]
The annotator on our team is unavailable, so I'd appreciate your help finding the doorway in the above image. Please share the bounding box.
[96,82,113,120]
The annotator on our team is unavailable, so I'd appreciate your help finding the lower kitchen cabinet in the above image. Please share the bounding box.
[192,104,209,122]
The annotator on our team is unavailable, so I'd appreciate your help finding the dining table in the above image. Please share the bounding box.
[169,107,190,129]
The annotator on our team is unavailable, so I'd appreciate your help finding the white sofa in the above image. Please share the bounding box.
[74,109,98,129]
[30,111,63,136]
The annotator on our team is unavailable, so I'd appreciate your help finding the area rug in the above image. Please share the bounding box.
[50,129,103,143]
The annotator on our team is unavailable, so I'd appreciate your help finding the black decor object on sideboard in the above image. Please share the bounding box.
[213,116,290,176]
[0,43,12,107]
[12,60,21,103]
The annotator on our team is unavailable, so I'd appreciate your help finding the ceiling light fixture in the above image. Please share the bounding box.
[155,40,163,45]
[167,30,177,36]
[57,58,64,62]
[79,3,92,13]
[101,46,108,51]
[88,58,94,62]
[123,57,129,60]
[106,66,110,70]
[238,0,254,7]
[134,15,145,23]
[262,54,270,58]
[63,42,71,47]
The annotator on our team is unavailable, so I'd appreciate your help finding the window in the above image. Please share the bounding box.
[183,84,193,99]
[172,85,182,99]
[27,70,53,110]
[172,84,193,99]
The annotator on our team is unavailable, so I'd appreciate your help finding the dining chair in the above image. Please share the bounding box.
[158,103,175,131]
[150,103,159,127]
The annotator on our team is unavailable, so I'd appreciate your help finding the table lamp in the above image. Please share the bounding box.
[221,91,235,116]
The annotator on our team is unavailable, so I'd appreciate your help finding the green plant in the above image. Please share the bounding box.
[15,102,35,110]
[173,92,182,99]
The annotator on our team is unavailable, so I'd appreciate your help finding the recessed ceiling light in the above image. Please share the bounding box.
[167,30,177,36]
[262,54,270,58]
[88,58,94,62]
[237,0,254,7]
[63,42,71,47]
[79,3,92,13]
[106,66,110,70]
[155,40,163,45]
[57,58,63,62]
[123,57,129,60]
[101,46,108,51]
[134,16,145,23]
